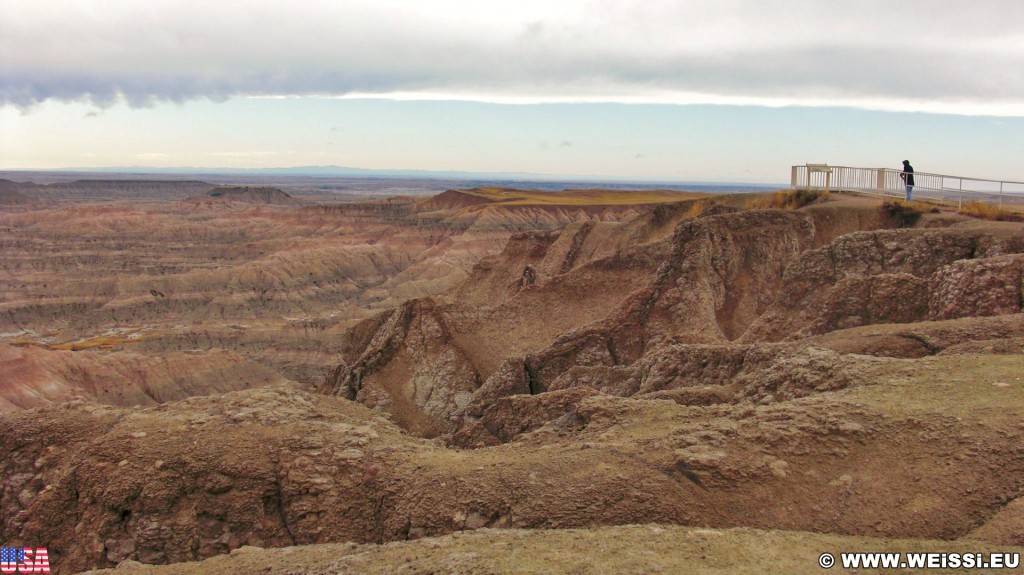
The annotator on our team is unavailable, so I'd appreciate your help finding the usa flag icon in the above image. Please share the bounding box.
[1,547,50,573]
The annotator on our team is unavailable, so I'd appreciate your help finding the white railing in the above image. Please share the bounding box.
[791,164,1024,209]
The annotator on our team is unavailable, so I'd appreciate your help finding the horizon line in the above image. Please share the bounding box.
[0,165,788,187]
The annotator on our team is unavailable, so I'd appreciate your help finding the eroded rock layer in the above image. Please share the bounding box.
[325,196,1024,445]
[1,187,691,406]
[3,190,1024,574]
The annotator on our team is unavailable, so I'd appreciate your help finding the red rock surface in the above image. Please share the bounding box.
[3,190,1024,574]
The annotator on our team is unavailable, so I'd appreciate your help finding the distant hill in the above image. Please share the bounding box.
[186,186,307,206]
[8,166,785,189]
[2,179,215,200]
[418,187,709,212]
[0,181,45,206]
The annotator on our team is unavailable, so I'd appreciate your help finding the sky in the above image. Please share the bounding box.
[2,0,1023,183]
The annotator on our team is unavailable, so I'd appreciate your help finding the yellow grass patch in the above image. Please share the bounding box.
[457,187,710,206]
[745,189,828,210]
[958,200,1023,221]
[682,199,709,219]
[881,200,928,227]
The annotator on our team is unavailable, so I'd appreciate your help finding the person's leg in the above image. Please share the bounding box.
[906,185,913,201]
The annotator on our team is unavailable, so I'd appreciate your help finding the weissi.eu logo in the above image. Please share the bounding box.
[0,547,50,574]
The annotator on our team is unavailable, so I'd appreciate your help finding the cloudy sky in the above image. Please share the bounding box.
[2,0,1023,182]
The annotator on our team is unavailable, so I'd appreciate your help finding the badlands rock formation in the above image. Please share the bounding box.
[0,185,700,406]
[7,179,214,201]
[0,343,290,411]
[0,185,47,208]
[183,186,307,207]
[2,187,1024,573]
[322,197,1024,445]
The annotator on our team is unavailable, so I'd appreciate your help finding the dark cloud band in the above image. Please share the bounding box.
[2,0,1022,114]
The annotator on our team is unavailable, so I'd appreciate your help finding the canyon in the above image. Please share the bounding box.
[1,180,1023,573]
[1,183,688,401]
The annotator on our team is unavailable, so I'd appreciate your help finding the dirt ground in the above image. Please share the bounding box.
[81,525,1024,575]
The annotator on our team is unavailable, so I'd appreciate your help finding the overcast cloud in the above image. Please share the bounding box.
[2,0,1023,114]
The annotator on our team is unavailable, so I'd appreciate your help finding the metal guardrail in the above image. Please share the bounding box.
[791,164,1024,209]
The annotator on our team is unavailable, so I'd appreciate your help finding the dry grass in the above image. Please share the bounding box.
[745,189,828,210]
[8,339,38,348]
[882,200,928,227]
[959,201,1023,222]
[847,354,1024,424]
[682,199,709,219]
[458,187,710,206]
[90,524,1024,575]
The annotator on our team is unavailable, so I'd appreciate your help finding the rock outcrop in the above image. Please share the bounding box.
[5,190,1024,573]
[0,344,292,411]
[11,352,1024,573]
[325,197,1024,446]
[186,186,307,206]
[1,186,677,403]
[744,228,1024,341]
[0,186,45,208]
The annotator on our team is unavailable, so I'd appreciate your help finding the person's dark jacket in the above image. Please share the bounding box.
[902,163,915,185]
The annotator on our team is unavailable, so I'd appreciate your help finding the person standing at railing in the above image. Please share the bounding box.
[901,160,915,201]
